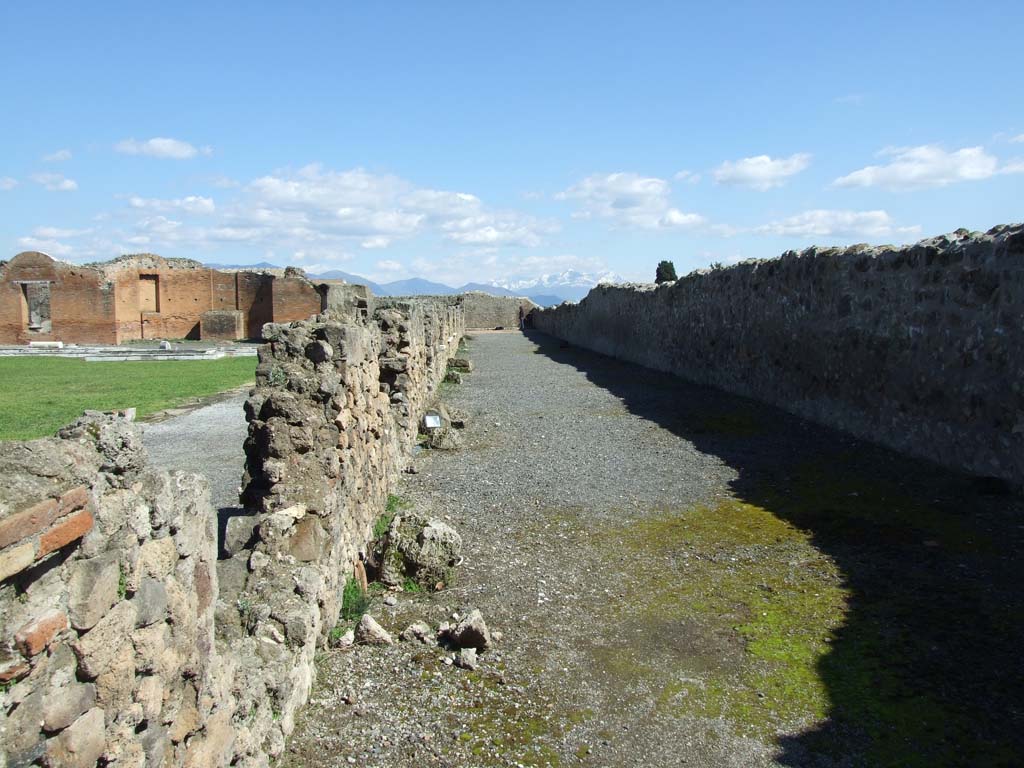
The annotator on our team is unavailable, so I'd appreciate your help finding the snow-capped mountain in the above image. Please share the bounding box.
[487,270,624,302]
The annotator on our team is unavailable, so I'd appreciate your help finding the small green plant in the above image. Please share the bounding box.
[402,576,423,593]
[117,565,128,599]
[267,365,288,387]
[340,576,371,622]
[328,625,348,642]
[373,494,409,538]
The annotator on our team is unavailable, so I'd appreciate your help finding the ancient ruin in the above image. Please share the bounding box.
[534,224,1024,488]
[1,225,1021,766]
[0,251,536,346]
[0,297,463,766]
[0,252,323,345]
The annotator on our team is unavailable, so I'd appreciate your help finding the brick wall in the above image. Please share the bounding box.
[0,252,322,345]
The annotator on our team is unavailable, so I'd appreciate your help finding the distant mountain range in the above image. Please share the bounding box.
[205,263,623,306]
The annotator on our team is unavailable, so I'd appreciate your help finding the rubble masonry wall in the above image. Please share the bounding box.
[533,225,1024,487]
[0,297,464,766]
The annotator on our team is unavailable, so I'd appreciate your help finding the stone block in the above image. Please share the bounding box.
[45,707,106,768]
[133,577,168,628]
[0,541,35,582]
[37,508,94,558]
[71,600,136,679]
[0,497,59,549]
[68,552,120,630]
[14,609,68,657]
[288,516,327,562]
[5,687,47,765]
[132,536,178,588]
[42,645,97,733]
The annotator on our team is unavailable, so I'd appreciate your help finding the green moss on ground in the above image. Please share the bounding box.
[584,463,1023,767]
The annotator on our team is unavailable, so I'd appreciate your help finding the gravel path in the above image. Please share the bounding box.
[141,389,249,511]
[138,332,1023,767]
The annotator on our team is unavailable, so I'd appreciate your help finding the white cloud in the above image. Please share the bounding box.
[756,209,920,239]
[361,236,391,249]
[832,144,1022,189]
[115,137,211,159]
[17,236,75,257]
[558,172,704,230]
[31,173,78,192]
[32,226,92,239]
[129,195,216,214]
[43,149,72,162]
[375,259,403,273]
[712,153,811,190]
[673,170,701,184]
[1010,134,1024,144]
[834,93,866,106]
[0,177,16,191]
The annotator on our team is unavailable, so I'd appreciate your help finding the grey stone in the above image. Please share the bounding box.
[223,512,260,555]
[57,413,147,480]
[454,647,478,670]
[68,552,120,631]
[354,614,394,646]
[45,707,105,768]
[42,645,97,733]
[450,609,491,652]
[426,427,462,451]
[379,512,462,589]
[399,621,433,644]
[133,577,168,628]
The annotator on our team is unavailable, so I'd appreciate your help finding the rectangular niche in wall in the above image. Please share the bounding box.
[18,281,52,333]
[139,274,160,312]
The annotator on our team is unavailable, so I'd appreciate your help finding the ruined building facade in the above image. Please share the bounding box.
[0,252,323,345]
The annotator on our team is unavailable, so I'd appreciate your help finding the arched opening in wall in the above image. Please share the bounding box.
[17,281,52,333]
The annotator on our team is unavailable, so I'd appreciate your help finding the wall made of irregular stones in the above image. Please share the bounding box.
[0,296,464,767]
[224,297,463,760]
[533,225,1024,487]
[0,415,229,767]
[461,292,538,329]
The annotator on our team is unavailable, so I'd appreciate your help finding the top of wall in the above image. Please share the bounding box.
[1,250,319,286]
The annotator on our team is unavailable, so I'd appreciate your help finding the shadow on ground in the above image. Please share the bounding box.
[526,330,1024,767]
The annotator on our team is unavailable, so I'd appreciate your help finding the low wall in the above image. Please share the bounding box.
[0,415,227,767]
[462,292,538,329]
[1,298,464,766]
[533,225,1024,487]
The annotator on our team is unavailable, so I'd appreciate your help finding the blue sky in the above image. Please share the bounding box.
[1,1,1022,285]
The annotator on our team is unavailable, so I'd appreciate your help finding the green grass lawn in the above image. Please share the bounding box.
[0,356,257,440]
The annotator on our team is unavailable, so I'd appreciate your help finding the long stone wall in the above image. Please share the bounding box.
[0,298,464,766]
[533,225,1024,487]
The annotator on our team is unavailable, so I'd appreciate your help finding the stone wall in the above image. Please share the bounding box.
[0,414,229,767]
[533,225,1024,487]
[462,292,538,329]
[1,297,464,766]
